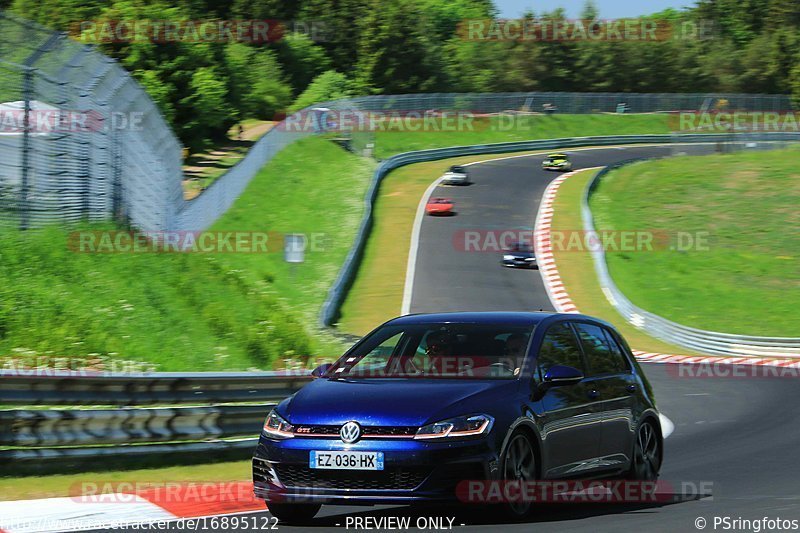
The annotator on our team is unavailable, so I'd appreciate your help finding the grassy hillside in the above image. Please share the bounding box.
[591,146,800,336]
[0,137,373,371]
[372,114,672,158]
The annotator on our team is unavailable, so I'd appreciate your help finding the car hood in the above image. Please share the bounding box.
[280,378,519,427]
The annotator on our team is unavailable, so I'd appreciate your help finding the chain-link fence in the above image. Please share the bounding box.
[0,11,182,231]
[1,11,796,233]
[337,92,794,114]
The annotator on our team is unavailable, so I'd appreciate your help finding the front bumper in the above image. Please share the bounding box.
[252,434,498,505]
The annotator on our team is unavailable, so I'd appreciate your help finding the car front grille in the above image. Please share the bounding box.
[273,464,429,491]
[293,425,418,438]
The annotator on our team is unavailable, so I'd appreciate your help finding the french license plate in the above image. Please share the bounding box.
[309,451,384,470]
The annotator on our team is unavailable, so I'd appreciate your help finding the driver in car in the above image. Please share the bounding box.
[499,333,528,376]
[424,331,458,376]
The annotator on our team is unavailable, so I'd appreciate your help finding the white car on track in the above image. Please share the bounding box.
[439,165,470,185]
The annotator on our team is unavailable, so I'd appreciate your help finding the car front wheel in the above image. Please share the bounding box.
[500,432,537,519]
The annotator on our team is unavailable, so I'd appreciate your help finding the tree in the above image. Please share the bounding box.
[225,43,292,119]
[180,67,234,144]
[580,0,599,21]
[354,0,442,93]
[275,33,332,94]
[290,70,354,112]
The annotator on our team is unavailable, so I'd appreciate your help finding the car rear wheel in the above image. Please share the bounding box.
[267,502,321,524]
[500,432,537,519]
[628,420,661,481]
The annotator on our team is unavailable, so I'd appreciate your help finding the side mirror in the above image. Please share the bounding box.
[531,364,584,400]
[543,364,584,386]
[311,363,333,379]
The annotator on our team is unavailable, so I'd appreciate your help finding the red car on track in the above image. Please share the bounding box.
[425,197,455,215]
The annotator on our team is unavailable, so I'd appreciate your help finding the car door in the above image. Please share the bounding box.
[573,322,637,469]
[532,322,605,478]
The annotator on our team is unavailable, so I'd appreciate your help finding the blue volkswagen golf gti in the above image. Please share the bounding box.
[253,312,663,522]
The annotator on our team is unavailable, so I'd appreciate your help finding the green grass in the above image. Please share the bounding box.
[210,137,374,355]
[590,146,800,337]
[0,460,251,501]
[0,137,373,371]
[550,169,700,355]
[372,114,672,158]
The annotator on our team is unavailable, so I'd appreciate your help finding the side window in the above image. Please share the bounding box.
[536,323,584,378]
[603,328,631,373]
[574,323,627,375]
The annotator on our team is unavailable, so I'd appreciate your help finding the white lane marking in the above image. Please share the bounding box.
[686,393,710,396]
[660,414,675,439]
[400,143,680,315]
[401,176,444,315]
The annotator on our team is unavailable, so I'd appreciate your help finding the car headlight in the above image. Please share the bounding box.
[415,414,494,440]
[503,254,515,260]
[263,409,295,439]
[524,257,535,261]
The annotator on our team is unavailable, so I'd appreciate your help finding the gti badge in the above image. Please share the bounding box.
[340,421,362,443]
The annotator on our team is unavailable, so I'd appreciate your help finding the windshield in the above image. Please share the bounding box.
[327,323,534,380]
[506,242,534,253]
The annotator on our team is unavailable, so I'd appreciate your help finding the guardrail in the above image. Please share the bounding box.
[319,131,799,327]
[582,156,800,358]
[0,370,311,473]
[0,370,310,406]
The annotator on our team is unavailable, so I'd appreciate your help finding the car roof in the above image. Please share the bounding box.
[547,153,568,158]
[386,311,559,327]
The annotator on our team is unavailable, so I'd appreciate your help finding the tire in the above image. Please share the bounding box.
[628,420,662,481]
[498,431,538,519]
[267,502,321,524]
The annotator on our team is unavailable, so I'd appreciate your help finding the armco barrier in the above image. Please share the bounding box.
[0,404,272,447]
[0,370,310,406]
[319,131,800,327]
[582,158,800,358]
[0,370,307,472]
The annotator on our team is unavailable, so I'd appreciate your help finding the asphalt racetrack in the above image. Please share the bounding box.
[94,144,800,532]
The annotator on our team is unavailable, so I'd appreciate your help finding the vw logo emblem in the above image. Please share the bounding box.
[340,421,362,443]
